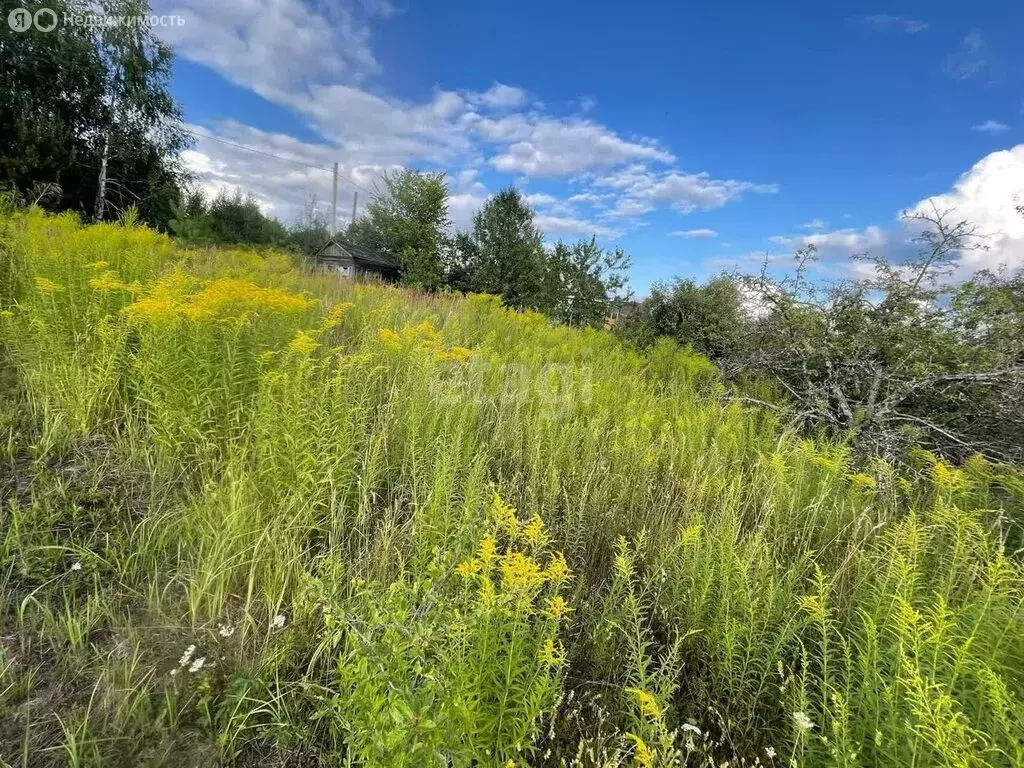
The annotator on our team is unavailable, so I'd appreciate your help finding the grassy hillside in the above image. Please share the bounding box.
[1,209,1023,767]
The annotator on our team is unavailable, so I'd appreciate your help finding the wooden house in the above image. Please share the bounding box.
[312,237,402,281]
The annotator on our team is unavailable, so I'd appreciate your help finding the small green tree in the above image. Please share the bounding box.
[545,238,631,327]
[456,187,547,310]
[347,170,450,289]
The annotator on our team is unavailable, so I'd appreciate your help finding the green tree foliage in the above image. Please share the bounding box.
[618,275,746,362]
[346,169,450,289]
[0,0,189,228]
[455,187,547,310]
[545,237,631,327]
[169,189,288,247]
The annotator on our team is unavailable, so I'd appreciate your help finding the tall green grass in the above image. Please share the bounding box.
[1,208,1022,767]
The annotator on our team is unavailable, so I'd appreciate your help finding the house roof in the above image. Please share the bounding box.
[314,236,402,271]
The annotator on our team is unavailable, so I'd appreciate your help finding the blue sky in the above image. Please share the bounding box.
[156,0,1024,295]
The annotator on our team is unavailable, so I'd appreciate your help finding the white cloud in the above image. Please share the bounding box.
[800,218,828,230]
[158,0,774,231]
[970,120,1011,134]
[535,214,622,239]
[769,226,887,256]
[670,228,718,239]
[860,14,928,33]
[489,120,674,177]
[594,165,777,214]
[467,83,528,110]
[945,31,987,80]
[905,145,1024,275]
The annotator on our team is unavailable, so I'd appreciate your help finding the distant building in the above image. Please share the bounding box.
[312,236,402,281]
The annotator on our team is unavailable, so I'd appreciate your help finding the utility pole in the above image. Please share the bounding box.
[331,162,338,235]
[351,191,358,226]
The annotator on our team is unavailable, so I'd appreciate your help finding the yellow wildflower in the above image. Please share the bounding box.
[628,688,662,720]
[809,454,843,473]
[437,345,472,363]
[546,595,570,620]
[522,514,547,547]
[378,328,403,350]
[88,270,138,293]
[491,492,520,538]
[456,558,482,578]
[288,329,318,355]
[849,473,876,490]
[478,535,498,566]
[0,309,13,320]
[933,461,965,491]
[34,276,65,294]
[84,260,110,270]
[544,552,572,585]
[626,734,655,767]
[539,637,565,667]
[322,301,353,329]
[501,551,545,592]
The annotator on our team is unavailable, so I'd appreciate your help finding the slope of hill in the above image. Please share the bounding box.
[1,209,1022,767]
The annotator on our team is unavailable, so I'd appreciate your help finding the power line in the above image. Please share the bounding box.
[181,127,375,196]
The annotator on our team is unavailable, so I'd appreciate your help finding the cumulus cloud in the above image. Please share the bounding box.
[905,145,1024,275]
[467,83,528,110]
[768,226,888,262]
[489,120,674,177]
[535,214,622,239]
[594,165,777,215]
[970,120,1011,134]
[670,228,718,239]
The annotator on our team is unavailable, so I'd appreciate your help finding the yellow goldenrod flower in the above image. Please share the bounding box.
[539,637,565,667]
[546,595,570,620]
[491,492,520,538]
[378,328,403,350]
[522,514,547,547]
[626,733,655,767]
[84,260,109,270]
[933,461,965,491]
[544,552,572,585]
[322,301,353,329]
[479,576,496,607]
[34,276,65,294]
[478,536,498,565]
[501,551,545,592]
[628,688,662,720]
[456,558,482,578]
[288,329,318,355]
[88,270,138,293]
[849,473,876,490]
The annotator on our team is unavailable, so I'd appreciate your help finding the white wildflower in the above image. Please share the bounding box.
[70,561,82,571]
[681,722,702,735]
[217,623,235,638]
[169,669,177,677]
[766,746,776,759]
[189,657,205,673]
[271,614,286,629]
[793,710,815,731]
[178,644,196,667]
[685,736,695,751]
